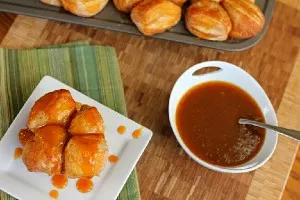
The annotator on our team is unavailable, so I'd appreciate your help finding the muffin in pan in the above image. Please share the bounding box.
[222,0,265,39]
[113,0,143,13]
[131,0,182,36]
[61,0,109,17]
[185,0,232,41]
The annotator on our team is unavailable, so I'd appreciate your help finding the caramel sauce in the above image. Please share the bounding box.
[83,108,96,124]
[51,175,68,189]
[117,126,126,135]
[14,148,23,160]
[108,155,119,163]
[18,129,33,146]
[132,127,143,139]
[49,190,59,199]
[37,125,67,146]
[81,161,94,175]
[76,178,94,193]
[73,135,100,154]
[79,106,99,125]
[176,81,265,167]
[72,135,100,174]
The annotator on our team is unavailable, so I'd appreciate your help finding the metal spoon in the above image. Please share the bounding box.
[239,118,300,141]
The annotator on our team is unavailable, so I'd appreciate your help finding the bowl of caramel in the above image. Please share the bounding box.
[169,61,278,173]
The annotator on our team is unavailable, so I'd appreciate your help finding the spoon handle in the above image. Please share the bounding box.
[239,119,300,141]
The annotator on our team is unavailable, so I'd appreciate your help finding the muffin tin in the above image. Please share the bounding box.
[0,0,274,51]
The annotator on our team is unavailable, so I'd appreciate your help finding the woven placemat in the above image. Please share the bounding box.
[0,41,140,200]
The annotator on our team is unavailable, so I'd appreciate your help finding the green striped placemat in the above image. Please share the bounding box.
[0,42,140,200]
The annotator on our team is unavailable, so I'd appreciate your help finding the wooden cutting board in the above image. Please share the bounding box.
[0,0,300,199]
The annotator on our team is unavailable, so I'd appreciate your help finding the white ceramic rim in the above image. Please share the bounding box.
[169,61,278,173]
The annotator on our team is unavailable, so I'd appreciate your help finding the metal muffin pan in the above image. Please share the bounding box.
[0,0,274,51]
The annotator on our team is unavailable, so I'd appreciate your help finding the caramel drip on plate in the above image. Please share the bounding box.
[132,127,143,139]
[108,155,119,163]
[14,148,23,160]
[117,126,126,135]
[49,190,59,199]
[76,178,94,193]
[51,175,68,189]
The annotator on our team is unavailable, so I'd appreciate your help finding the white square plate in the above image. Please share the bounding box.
[0,76,152,200]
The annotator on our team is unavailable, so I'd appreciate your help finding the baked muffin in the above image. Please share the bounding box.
[22,125,68,175]
[131,0,181,36]
[64,134,108,178]
[222,0,265,39]
[113,0,143,13]
[61,0,109,17]
[27,89,76,132]
[185,0,232,41]
[68,105,104,135]
[40,0,62,6]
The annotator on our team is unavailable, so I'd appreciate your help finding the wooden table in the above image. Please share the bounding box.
[0,0,300,198]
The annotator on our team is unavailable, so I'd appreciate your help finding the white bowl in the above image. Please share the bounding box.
[169,61,278,173]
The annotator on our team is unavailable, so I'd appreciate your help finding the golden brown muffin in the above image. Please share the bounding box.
[222,0,265,39]
[64,134,108,178]
[18,129,34,146]
[113,0,143,13]
[185,0,232,41]
[40,0,62,6]
[61,0,109,17]
[27,89,76,132]
[22,125,68,175]
[68,105,104,135]
[131,0,181,36]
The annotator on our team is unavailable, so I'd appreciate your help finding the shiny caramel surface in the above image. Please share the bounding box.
[64,134,108,178]
[35,125,67,146]
[117,126,126,134]
[132,128,142,139]
[76,178,94,193]
[27,89,76,132]
[51,175,68,189]
[108,155,119,163]
[68,105,104,135]
[22,124,68,175]
[49,190,59,199]
[176,81,265,167]
[14,148,23,160]
[74,135,100,174]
